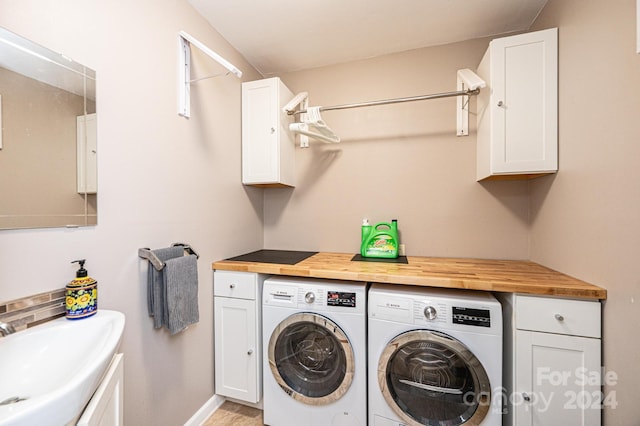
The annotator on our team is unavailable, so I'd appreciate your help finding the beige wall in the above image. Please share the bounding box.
[1,0,638,424]
[0,0,263,424]
[530,0,640,424]
[270,39,531,259]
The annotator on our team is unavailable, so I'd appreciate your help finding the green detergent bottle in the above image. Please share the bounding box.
[361,219,399,258]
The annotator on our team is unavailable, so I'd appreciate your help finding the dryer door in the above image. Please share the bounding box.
[268,312,355,405]
[378,330,491,426]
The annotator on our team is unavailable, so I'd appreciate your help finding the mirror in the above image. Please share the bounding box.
[0,26,97,230]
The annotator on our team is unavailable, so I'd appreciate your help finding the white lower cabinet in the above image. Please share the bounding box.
[500,294,602,426]
[213,271,267,403]
[515,330,601,425]
[76,353,124,426]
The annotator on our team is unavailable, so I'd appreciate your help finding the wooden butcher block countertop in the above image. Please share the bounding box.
[212,252,607,300]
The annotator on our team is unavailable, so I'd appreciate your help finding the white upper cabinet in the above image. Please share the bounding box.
[476,28,558,181]
[242,77,296,187]
[77,113,98,194]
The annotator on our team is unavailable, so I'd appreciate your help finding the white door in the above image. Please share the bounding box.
[515,330,601,426]
[242,79,279,184]
[241,77,295,186]
[214,297,259,403]
[76,353,124,426]
[490,28,558,175]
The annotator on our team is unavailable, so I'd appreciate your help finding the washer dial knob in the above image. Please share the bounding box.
[304,292,315,304]
[424,306,437,320]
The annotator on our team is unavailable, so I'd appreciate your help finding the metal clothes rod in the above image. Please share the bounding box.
[287,88,480,116]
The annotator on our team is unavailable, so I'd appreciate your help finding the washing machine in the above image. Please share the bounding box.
[368,284,503,426]
[262,276,367,426]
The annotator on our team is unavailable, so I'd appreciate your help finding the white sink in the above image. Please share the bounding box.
[0,310,125,426]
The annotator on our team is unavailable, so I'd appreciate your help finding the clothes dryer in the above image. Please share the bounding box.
[263,276,367,426]
[368,284,503,426]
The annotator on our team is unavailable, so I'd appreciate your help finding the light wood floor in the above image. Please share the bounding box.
[203,401,264,425]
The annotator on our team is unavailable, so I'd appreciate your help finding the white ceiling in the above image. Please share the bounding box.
[188,0,548,76]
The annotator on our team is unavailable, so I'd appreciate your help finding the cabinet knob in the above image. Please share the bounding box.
[523,393,531,402]
[554,313,564,322]
[247,349,253,355]
[229,284,235,289]
[270,127,276,134]
[497,100,504,107]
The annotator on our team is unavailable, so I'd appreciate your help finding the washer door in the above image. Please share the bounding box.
[378,330,491,426]
[268,312,355,405]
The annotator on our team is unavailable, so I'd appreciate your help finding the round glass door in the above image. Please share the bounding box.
[268,312,355,405]
[378,330,491,426]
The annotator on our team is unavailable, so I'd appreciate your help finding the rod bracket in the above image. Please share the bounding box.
[177,31,243,118]
[456,69,485,137]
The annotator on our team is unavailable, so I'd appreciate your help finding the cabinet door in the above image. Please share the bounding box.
[214,297,260,403]
[76,353,124,426]
[477,28,558,180]
[515,330,601,426]
[77,113,97,194]
[241,77,295,187]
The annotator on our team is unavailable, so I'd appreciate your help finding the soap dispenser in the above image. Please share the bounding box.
[66,259,98,320]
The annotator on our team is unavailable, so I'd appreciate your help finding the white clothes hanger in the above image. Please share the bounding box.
[296,106,340,143]
[289,122,340,144]
[285,93,340,146]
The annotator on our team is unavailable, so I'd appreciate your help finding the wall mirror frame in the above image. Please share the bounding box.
[0,26,97,230]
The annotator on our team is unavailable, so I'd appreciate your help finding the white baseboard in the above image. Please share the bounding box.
[184,394,225,426]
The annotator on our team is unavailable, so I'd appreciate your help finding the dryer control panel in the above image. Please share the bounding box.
[263,276,366,314]
[414,301,448,324]
[368,284,502,335]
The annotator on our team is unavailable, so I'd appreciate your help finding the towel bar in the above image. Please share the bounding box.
[138,243,199,271]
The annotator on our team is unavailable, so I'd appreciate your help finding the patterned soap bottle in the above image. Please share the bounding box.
[66,259,98,320]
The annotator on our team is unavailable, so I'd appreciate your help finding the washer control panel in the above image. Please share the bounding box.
[452,306,491,327]
[327,291,357,308]
[297,288,358,308]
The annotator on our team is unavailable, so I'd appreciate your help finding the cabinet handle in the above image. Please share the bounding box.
[523,393,531,402]
[247,349,253,355]
[554,313,564,322]
[229,284,235,289]
[497,100,504,107]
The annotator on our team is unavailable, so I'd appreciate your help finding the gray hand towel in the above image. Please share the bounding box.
[147,246,184,329]
[163,254,199,335]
